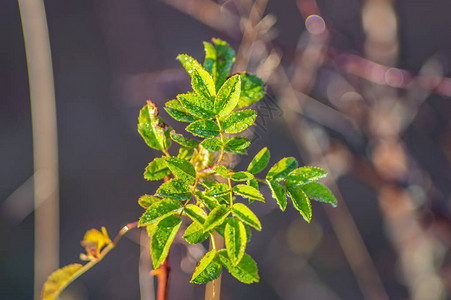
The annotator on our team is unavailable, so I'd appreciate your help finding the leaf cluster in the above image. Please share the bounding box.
[136,39,337,284]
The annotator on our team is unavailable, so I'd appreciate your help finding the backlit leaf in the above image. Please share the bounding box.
[301,182,337,207]
[285,166,327,185]
[164,99,198,123]
[177,54,203,78]
[197,191,219,211]
[138,198,183,226]
[217,250,259,284]
[191,249,222,284]
[266,157,298,181]
[164,157,196,184]
[266,180,287,211]
[233,184,264,202]
[178,147,194,160]
[156,179,192,200]
[237,72,266,108]
[247,147,270,174]
[184,221,210,244]
[221,110,256,134]
[205,183,230,197]
[206,38,235,89]
[81,227,111,258]
[177,92,215,119]
[214,165,229,178]
[215,74,241,117]
[225,219,247,265]
[192,68,216,101]
[230,172,254,181]
[286,183,312,222]
[138,195,161,209]
[186,120,220,138]
[201,137,222,152]
[204,205,231,232]
[232,203,261,231]
[150,215,182,269]
[144,157,170,181]
[184,204,207,224]
[170,131,199,148]
[224,137,250,154]
[138,101,172,150]
[42,264,83,300]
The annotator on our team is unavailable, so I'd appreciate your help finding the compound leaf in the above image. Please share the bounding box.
[285,166,327,186]
[177,92,215,120]
[205,183,230,198]
[224,137,250,154]
[177,54,203,78]
[138,195,161,209]
[192,68,216,101]
[201,137,222,152]
[230,172,254,182]
[170,131,199,148]
[184,204,207,224]
[164,99,198,123]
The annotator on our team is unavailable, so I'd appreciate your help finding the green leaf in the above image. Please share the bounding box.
[138,195,161,209]
[156,179,192,200]
[177,54,203,77]
[285,166,328,185]
[177,92,215,120]
[237,72,266,108]
[248,147,270,174]
[197,191,219,210]
[217,250,259,284]
[233,184,264,202]
[204,39,235,89]
[183,221,210,244]
[201,137,222,152]
[138,199,183,226]
[301,182,337,207]
[164,157,196,184]
[138,101,172,150]
[200,180,218,189]
[205,183,230,197]
[215,74,241,117]
[204,205,230,232]
[224,137,251,154]
[184,204,207,224]
[192,68,216,101]
[248,178,259,190]
[286,183,312,222]
[214,165,229,178]
[41,264,83,300]
[150,215,182,269]
[266,180,287,211]
[266,157,298,181]
[191,249,222,284]
[221,110,257,134]
[144,157,170,181]
[230,172,254,181]
[178,146,194,160]
[203,41,217,78]
[232,203,262,231]
[164,99,198,123]
[170,131,199,148]
[225,219,247,266]
[186,120,220,138]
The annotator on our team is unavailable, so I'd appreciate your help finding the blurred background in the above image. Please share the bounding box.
[1,0,451,299]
